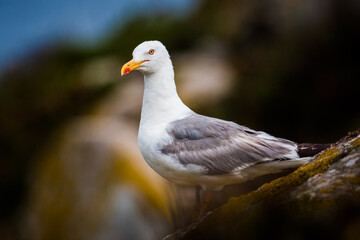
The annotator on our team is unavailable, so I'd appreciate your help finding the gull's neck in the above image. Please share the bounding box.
[140,62,191,127]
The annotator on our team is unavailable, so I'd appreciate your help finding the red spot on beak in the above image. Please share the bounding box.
[124,68,130,74]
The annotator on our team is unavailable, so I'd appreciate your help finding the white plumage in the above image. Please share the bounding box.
[121,40,310,190]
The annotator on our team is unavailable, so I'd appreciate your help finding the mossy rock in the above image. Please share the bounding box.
[166,130,360,240]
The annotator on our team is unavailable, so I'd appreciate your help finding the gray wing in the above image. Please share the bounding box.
[161,114,298,175]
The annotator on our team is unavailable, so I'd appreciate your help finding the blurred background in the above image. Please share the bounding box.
[0,0,359,239]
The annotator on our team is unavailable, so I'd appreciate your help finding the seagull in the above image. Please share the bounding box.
[121,40,329,215]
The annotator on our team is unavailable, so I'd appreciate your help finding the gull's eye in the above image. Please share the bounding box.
[148,49,155,55]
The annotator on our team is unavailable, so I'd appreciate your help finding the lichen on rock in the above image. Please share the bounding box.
[166,130,360,240]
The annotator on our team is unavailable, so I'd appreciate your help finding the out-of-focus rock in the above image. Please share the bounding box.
[80,56,122,86]
[175,42,235,108]
[23,77,170,240]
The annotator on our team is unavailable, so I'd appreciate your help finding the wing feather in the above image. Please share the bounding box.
[161,114,298,175]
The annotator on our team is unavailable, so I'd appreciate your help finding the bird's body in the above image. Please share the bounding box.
[138,110,307,190]
[121,40,328,191]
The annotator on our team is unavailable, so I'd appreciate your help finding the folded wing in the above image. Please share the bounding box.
[161,114,299,175]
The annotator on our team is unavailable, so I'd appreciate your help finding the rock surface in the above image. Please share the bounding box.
[166,130,360,240]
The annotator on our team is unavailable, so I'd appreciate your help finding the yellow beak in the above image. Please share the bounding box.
[121,59,148,76]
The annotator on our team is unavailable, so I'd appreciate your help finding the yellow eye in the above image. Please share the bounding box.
[149,49,155,55]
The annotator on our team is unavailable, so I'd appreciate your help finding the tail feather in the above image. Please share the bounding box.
[297,143,331,157]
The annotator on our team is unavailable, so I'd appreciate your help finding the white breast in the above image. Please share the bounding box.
[138,122,209,185]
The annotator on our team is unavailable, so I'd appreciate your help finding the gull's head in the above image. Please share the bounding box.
[121,40,171,76]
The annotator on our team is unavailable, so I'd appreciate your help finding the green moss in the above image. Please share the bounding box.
[219,136,360,214]
[217,147,341,216]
